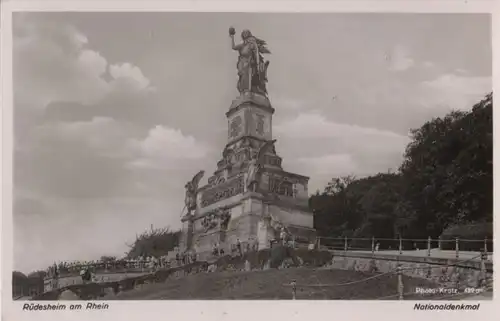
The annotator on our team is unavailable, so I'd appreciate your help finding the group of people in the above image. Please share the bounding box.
[43,227,296,285]
[44,256,175,280]
[175,250,197,266]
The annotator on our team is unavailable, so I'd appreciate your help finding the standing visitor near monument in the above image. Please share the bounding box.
[280,228,287,245]
[175,251,181,266]
[236,238,242,256]
[148,257,155,272]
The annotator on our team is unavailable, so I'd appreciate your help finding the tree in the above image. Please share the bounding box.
[399,93,492,236]
[126,226,181,258]
[310,93,493,241]
[12,271,28,297]
[100,256,117,262]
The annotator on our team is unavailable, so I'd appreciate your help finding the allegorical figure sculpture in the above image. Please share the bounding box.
[184,170,205,216]
[229,27,271,96]
[245,139,276,192]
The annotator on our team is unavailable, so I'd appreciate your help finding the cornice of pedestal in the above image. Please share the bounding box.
[226,92,275,117]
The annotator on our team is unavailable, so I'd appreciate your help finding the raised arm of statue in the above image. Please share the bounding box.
[229,27,244,51]
[230,34,244,51]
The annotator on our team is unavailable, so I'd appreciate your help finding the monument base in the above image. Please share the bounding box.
[180,191,316,259]
[179,91,316,257]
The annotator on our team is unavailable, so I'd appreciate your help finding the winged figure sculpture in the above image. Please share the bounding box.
[245,139,276,192]
[183,170,205,216]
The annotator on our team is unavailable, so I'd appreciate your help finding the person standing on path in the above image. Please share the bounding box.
[236,238,242,256]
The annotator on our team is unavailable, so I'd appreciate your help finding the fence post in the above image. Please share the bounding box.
[438,235,442,251]
[291,280,297,300]
[455,237,459,259]
[344,236,348,254]
[397,265,404,300]
[399,236,402,255]
[371,237,375,255]
[317,237,321,250]
[426,236,432,278]
[480,252,487,289]
[484,237,488,253]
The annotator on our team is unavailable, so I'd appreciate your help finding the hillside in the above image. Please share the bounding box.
[103,267,441,300]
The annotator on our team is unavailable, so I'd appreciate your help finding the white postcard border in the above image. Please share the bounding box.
[1,1,499,320]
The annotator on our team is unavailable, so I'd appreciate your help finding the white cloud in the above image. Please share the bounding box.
[297,153,356,175]
[14,17,154,109]
[109,63,155,92]
[420,73,491,110]
[78,50,108,78]
[270,97,306,110]
[422,61,434,68]
[275,112,409,193]
[388,45,414,72]
[33,118,210,169]
[127,125,210,169]
[34,117,130,156]
[275,112,408,142]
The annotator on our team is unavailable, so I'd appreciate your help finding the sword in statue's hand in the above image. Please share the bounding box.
[179,204,187,217]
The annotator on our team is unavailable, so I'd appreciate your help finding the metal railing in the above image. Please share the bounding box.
[284,246,492,300]
[315,236,492,260]
[44,259,174,280]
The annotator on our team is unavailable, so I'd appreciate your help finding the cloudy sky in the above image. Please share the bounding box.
[12,12,491,273]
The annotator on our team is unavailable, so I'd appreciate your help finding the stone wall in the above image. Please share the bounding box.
[34,249,492,301]
[328,251,493,288]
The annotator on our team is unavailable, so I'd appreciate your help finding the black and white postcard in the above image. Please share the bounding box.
[1,1,498,321]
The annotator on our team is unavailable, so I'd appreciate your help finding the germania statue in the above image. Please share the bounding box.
[229,27,271,96]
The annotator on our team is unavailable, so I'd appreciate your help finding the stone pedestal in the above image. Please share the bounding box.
[180,92,316,255]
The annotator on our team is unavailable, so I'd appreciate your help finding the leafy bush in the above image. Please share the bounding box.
[125,226,181,258]
[440,222,493,251]
[100,256,117,262]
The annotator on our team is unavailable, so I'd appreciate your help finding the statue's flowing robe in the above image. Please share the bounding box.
[236,41,254,93]
[237,37,268,95]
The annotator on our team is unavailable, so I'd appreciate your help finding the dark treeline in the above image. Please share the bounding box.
[12,270,46,298]
[310,93,493,250]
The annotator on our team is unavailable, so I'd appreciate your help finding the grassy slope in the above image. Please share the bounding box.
[105,267,445,300]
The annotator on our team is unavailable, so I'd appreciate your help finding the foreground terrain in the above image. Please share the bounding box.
[102,267,457,300]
